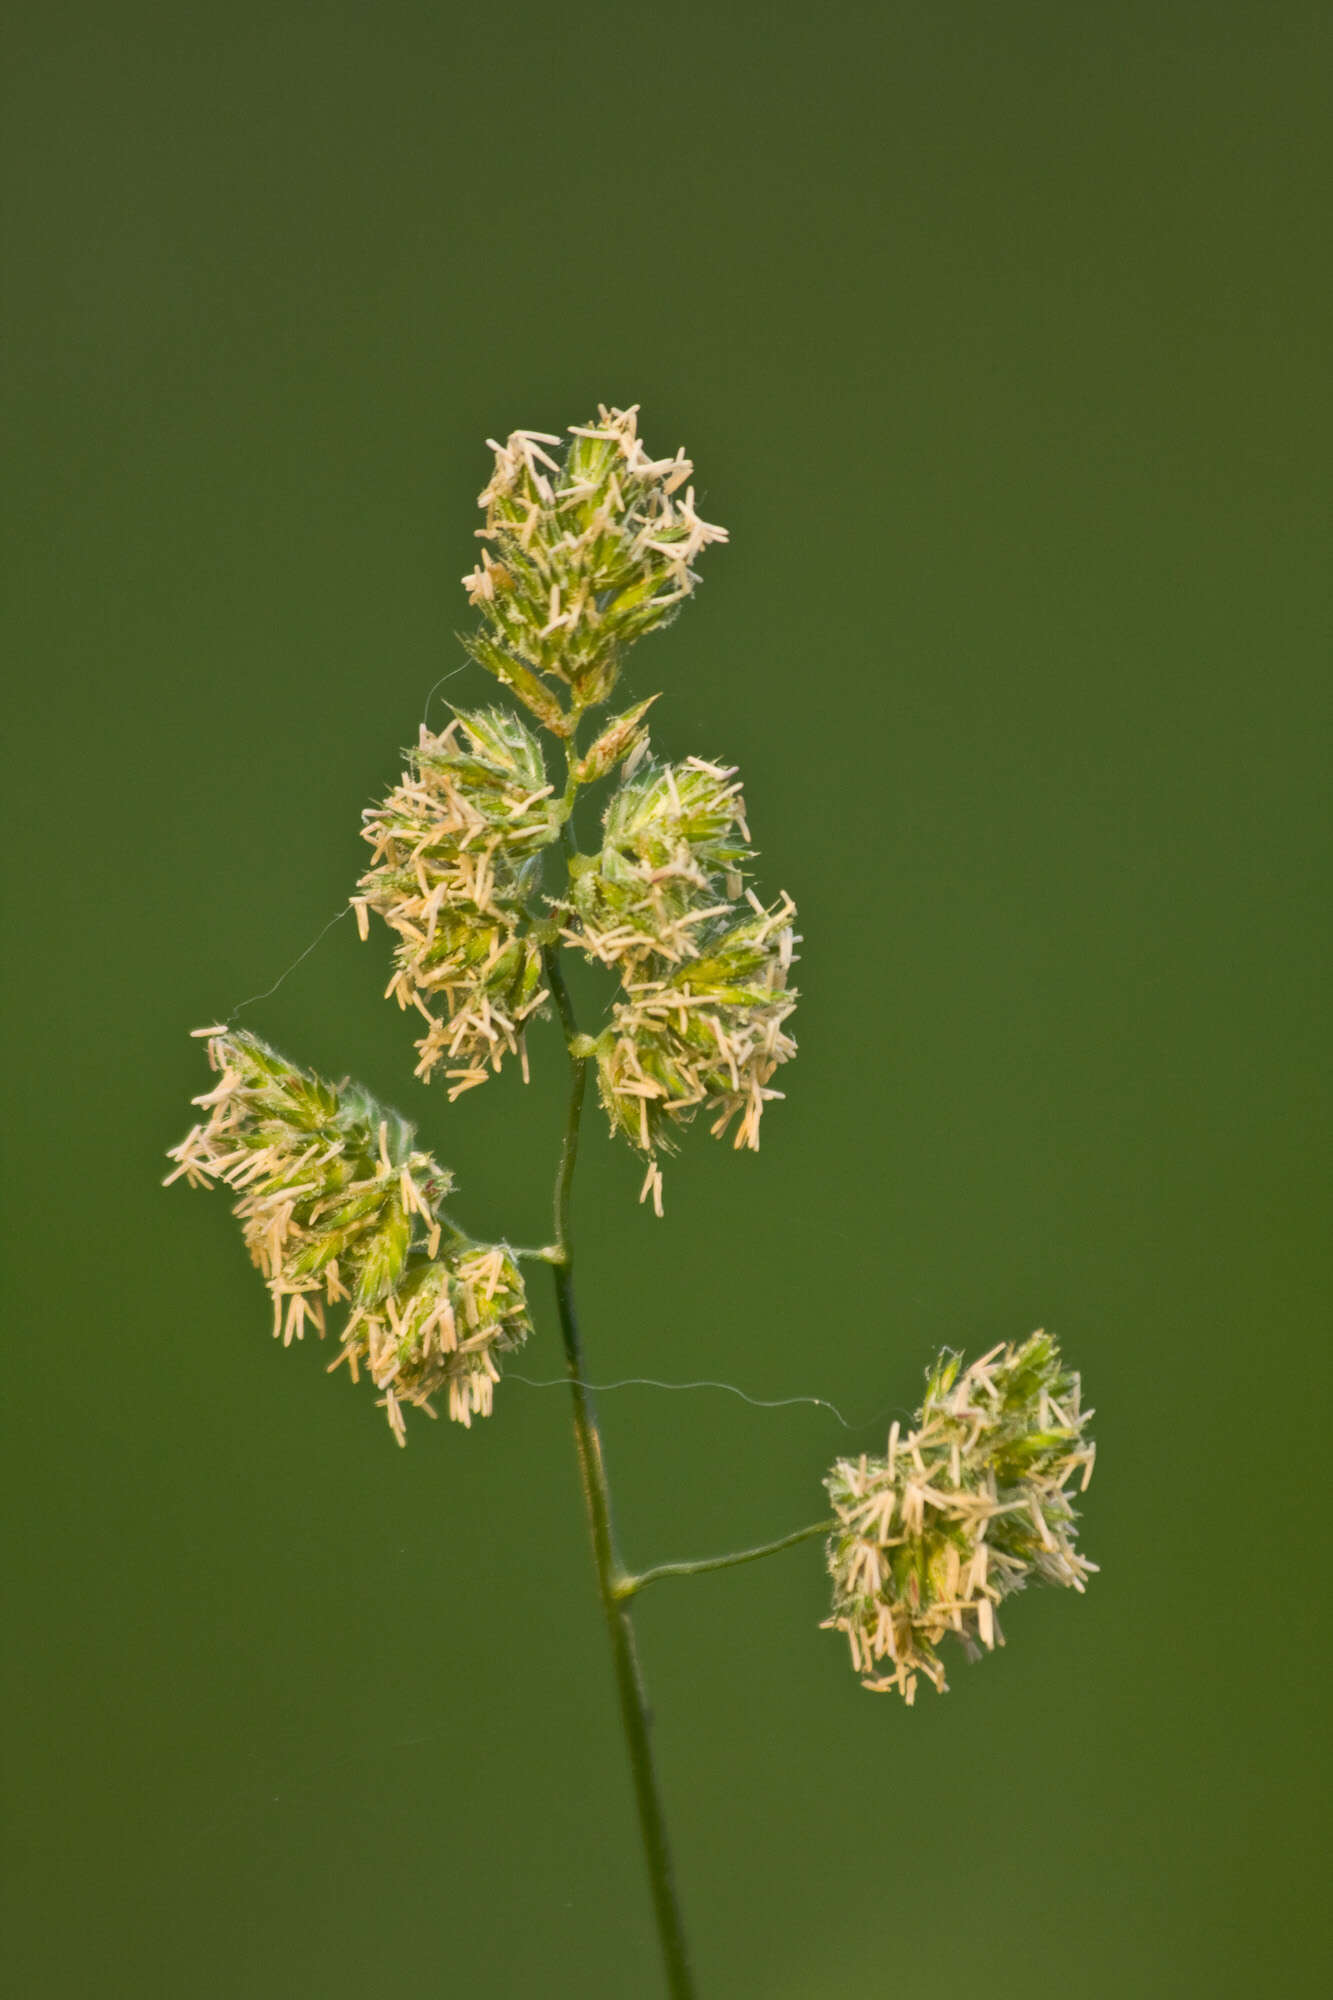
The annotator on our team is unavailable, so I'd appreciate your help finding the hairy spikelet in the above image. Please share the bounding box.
[329,1241,532,1443]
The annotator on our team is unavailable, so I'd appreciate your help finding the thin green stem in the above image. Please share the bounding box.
[616,1519,835,1600]
[557,702,590,818]
[542,941,698,2000]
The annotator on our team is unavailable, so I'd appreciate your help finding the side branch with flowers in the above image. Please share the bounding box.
[167,407,1097,2000]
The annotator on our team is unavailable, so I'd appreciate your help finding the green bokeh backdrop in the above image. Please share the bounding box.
[3,4,1328,1994]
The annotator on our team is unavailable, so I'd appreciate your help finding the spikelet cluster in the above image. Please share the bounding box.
[461,405,728,724]
[823,1333,1096,1702]
[568,755,798,1211]
[164,1028,531,1441]
[330,1240,531,1443]
[355,708,560,1098]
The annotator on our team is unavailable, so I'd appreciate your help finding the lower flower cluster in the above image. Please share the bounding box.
[165,1027,531,1441]
[823,1332,1096,1701]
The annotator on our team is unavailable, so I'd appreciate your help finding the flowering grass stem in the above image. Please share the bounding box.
[166,407,1099,1988]
[543,942,698,2000]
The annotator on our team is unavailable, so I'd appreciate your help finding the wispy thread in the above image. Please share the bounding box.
[509,1372,908,1433]
[230,905,353,1017]
[225,664,472,1023]
[422,662,470,732]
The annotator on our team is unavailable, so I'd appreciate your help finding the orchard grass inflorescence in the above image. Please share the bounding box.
[167,405,1097,2000]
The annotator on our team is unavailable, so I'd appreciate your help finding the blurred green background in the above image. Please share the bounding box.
[3,3,1329,1994]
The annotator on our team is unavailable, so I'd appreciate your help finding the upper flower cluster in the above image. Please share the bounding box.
[566,755,798,1212]
[823,1332,1096,1702]
[461,406,728,726]
[165,1028,531,1440]
[354,707,561,1097]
